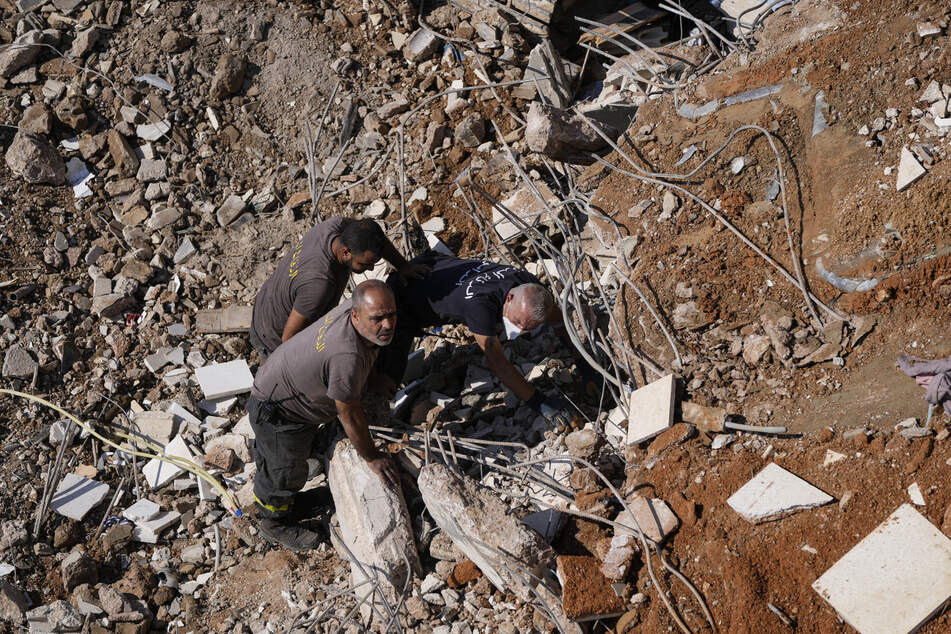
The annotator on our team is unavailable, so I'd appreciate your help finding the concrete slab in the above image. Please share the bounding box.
[142,435,195,489]
[418,463,554,601]
[625,374,676,445]
[327,439,421,624]
[51,474,110,521]
[121,499,160,523]
[813,504,951,634]
[195,359,253,399]
[727,462,834,523]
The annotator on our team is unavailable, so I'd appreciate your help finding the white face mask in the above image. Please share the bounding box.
[502,315,523,341]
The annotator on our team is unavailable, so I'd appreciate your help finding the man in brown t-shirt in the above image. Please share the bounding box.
[249,217,427,358]
[247,279,400,551]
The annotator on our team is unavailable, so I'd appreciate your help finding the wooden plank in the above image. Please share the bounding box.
[195,306,253,334]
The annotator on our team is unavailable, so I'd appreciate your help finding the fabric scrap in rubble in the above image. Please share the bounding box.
[898,354,951,416]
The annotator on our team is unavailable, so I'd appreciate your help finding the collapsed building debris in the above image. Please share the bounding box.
[0,0,950,631]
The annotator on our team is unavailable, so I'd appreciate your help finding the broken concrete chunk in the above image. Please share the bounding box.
[813,504,951,634]
[625,374,675,445]
[616,495,679,543]
[328,439,421,623]
[896,146,926,192]
[215,194,248,227]
[403,28,439,62]
[418,463,553,601]
[210,53,247,100]
[2,344,38,379]
[0,29,59,78]
[525,102,619,162]
[5,130,66,185]
[727,462,833,523]
[51,474,110,521]
[523,39,572,108]
[26,600,82,633]
[194,359,253,399]
[0,580,29,623]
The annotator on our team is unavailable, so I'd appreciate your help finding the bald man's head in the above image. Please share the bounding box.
[351,280,397,346]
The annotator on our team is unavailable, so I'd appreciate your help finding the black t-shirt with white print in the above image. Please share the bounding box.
[392,254,541,336]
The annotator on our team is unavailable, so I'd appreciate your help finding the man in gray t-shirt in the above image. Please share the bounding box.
[249,216,427,358]
[247,280,400,551]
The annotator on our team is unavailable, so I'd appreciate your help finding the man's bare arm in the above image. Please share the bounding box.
[281,309,311,342]
[335,399,399,487]
[473,333,535,401]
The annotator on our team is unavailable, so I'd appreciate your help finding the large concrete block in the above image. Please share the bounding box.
[327,439,421,623]
[418,463,554,601]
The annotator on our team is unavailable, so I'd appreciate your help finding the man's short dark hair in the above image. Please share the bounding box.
[339,219,386,256]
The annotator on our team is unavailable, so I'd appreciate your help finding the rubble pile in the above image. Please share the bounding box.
[0,0,950,632]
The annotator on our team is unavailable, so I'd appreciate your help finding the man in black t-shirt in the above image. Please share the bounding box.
[377,253,572,427]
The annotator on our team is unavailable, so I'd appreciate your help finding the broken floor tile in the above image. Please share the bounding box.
[727,462,833,523]
[121,499,160,523]
[625,374,675,445]
[813,504,951,634]
[142,435,195,489]
[194,359,253,399]
[51,474,110,521]
[132,510,181,543]
[167,402,201,428]
[199,396,238,415]
[896,146,926,192]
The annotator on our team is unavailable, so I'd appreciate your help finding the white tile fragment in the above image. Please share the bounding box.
[122,498,161,523]
[51,474,110,521]
[896,146,926,192]
[727,462,833,523]
[908,482,926,506]
[625,374,676,445]
[142,435,195,489]
[194,359,254,399]
[813,504,951,634]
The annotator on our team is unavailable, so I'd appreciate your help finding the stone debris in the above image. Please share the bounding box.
[418,463,554,601]
[195,306,253,333]
[525,102,619,161]
[5,130,66,184]
[813,505,951,634]
[327,438,421,622]
[728,463,834,523]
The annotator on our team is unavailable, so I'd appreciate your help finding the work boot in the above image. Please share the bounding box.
[258,517,322,552]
